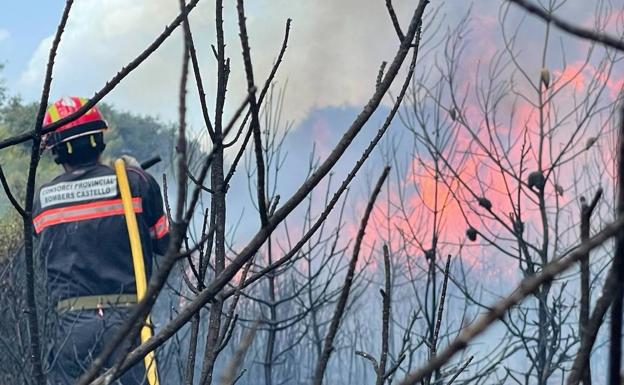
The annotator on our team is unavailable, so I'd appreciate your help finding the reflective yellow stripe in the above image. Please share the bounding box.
[48,105,60,123]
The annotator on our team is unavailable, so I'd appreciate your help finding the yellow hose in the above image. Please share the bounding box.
[114,159,160,385]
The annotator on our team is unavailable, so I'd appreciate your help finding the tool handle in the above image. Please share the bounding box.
[141,156,162,170]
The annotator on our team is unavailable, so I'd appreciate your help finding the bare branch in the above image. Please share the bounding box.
[356,351,380,373]
[377,244,392,385]
[508,0,624,52]
[313,166,390,385]
[431,255,452,358]
[176,6,191,223]
[181,0,215,140]
[567,265,619,385]
[609,106,624,385]
[578,187,602,385]
[236,0,268,225]
[385,0,405,41]
[446,356,474,385]
[223,17,291,153]
[0,165,25,217]
[23,2,74,384]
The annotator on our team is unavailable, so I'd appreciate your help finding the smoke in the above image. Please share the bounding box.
[16,0,454,129]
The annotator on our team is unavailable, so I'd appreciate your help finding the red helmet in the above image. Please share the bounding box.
[43,96,108,149]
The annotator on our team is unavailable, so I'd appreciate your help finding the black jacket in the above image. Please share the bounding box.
[33,163,169,302]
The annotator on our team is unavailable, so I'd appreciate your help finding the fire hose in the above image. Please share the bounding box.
[114,157,160,385]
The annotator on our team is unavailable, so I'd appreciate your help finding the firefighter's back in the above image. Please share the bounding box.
[34,163,157,303]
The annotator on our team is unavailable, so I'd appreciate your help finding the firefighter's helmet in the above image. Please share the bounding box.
[43,96,108,164]
[43,96,108,149]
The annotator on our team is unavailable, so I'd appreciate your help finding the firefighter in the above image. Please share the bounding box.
[33,96,169,385]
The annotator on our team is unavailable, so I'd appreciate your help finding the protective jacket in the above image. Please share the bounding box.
[34,162,169,303]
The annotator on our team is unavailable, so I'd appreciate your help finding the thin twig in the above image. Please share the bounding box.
[218,259,253,352]
[377,244,392,385]
[0,165,25,217]
[223,18,291,150]
[508,0,624,52]
[181,0,215,140]
[446,356,474,385]
[385,0,405,40]
[185,163,214,194]
[356,351,380,373]
[313,167,391,385]
[431,255,452,358]
[236,0,268,225]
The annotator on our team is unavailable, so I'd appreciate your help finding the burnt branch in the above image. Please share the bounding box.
[431,255,451,359]
[223,18,291,151]
[313,166,391,385]
[23,2,74,384]
[508,0,624,52]
[578,187,602,385]
[236,0,268,225]
[0,165,25,217]
[377,244,392,385]
[356,351,380,373]
[224,18,291,192]
[446,355,474,385]
[609,106,624,385]
[385,0,405,40]
[567,265,619,385]
[181,1,215,140]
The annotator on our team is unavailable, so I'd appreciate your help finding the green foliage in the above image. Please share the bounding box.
[0,209,22,264]
[0,63,5,107]
[0,98,58,212]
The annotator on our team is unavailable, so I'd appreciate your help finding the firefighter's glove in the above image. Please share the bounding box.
[120,154,142,169]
